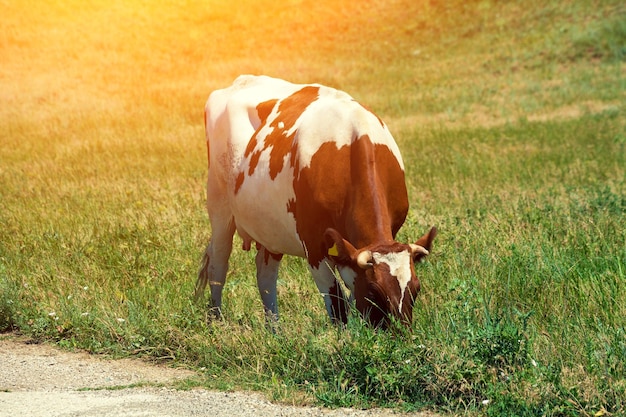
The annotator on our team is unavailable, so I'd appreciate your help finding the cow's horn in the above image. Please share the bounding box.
[356,250,373,269]
[409,244,429,256]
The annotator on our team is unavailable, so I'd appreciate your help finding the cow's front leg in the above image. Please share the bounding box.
[255,246,283,321]
[309,260,349,324]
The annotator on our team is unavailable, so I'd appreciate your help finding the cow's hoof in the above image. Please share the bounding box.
[205,306,222,323]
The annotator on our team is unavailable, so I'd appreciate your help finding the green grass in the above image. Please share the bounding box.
[1,0,625,415]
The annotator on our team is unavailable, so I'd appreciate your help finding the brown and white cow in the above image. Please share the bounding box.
[195,75,436,328]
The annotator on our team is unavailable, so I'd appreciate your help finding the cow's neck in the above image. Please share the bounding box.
[345,135,395,248]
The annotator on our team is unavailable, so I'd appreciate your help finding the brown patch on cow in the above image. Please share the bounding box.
[234,171,245,194]
[367,242,410,255]
[248,151,262,175]
[273,86,320,133]
[264,86,319,179]
[288,141,350,268]
[266,131,294,179]
[239,86,320,187]
[291,135,408,268]
[256,99,278,125]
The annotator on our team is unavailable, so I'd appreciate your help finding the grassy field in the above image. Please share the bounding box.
[1,0,625,415]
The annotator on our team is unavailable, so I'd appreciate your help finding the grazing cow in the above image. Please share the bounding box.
[195,75,436,328]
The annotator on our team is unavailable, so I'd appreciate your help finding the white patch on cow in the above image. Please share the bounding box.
[232,163,304,257]
[372,250,412,313]
[278,121,285,129]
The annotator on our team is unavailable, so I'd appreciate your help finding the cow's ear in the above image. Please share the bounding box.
[413,226,437,263]
[324,228,357,264]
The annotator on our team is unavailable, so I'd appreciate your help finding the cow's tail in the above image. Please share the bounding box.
[194,244,211,302]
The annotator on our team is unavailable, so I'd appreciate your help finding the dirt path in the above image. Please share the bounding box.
[0,334,438,417]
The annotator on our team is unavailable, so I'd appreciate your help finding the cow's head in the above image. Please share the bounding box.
[324,226,437,328]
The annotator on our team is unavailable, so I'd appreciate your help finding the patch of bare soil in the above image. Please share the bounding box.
[0,334,441,417]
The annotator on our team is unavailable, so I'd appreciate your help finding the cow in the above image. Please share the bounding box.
[195,75,436,328]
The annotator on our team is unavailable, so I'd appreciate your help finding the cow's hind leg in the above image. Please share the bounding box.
[195,217,236,320]
[309,260,349,324]
[255,246,283,322]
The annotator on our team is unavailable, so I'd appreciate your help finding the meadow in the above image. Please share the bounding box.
[1,0,625,415]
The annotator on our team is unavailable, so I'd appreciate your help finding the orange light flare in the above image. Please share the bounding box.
[1,0,430,123]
